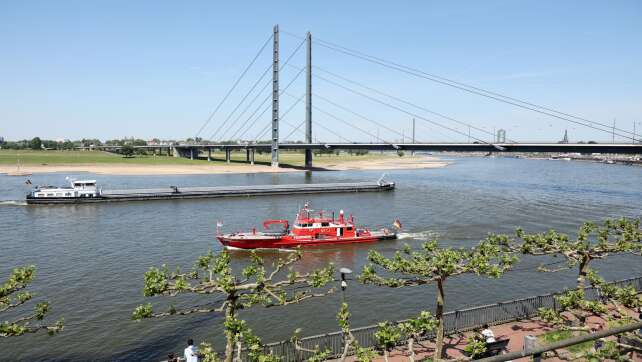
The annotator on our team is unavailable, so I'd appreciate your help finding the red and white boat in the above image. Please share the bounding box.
[216,203,397,249]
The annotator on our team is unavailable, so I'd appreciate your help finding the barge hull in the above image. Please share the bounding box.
[26,181,394,204]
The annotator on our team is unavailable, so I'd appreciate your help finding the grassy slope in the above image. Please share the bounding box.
[0,149,398,167]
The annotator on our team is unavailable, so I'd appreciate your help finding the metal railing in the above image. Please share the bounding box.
[261,276,642,361]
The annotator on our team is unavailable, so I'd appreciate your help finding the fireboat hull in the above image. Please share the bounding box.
[217,231,396,249]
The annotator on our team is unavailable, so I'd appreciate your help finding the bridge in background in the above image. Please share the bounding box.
[98,142,642,164]
[106,25,642,166]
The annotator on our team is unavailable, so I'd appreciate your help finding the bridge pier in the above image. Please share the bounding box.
[250,148,255,165]
[225,148,231,164]
[246,149,250,163]
[190,148,194,160]
[207,148,212,162]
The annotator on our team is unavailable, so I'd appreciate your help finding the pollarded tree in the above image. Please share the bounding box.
[1,265,64,337]
[517,218,642,290]
[538,269,641,330]
[132,250,336,362]
[290,302,377,362]
[359,237,517,359]
[397,311,438,362]
[536,269,642,360]
[374,321,402,362]
[335,302,377,362]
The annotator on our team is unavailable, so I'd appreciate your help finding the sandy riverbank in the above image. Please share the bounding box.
[0,155,449,175]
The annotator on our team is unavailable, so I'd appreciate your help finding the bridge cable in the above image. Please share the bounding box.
[311,39,641,141]
[314,92,422,143]
[209,62,273,141]
[223,78,273,141]
[278,98,354,143]
[313,73,489,143]
[282,91,392,143]
[312,65,516,143]
[194,33,273,139]
[309,36,638,141]
[235,64,306,141]
[254,93,306,141]
[275,92,354,143]
[225,37,307,141]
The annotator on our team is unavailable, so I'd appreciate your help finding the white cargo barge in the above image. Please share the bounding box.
[26,178,395,204]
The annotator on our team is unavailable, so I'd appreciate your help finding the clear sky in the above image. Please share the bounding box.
[1,1,640,143]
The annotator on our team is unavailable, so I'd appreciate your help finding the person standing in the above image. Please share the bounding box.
[184,339,199,362]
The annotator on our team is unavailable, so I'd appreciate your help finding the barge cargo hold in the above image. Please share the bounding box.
[25,180,395,204]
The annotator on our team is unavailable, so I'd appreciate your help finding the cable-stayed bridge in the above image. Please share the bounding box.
[112,25,642,165]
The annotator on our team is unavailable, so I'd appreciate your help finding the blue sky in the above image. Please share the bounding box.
[1,1,640,142]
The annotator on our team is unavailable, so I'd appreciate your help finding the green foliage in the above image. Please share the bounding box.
[538,330,593,354]
[517,218,642,277]
[0,265,35,298]
[142,266,169,296]
[121,144,135,157]
[398,311,438,339]
[354,346,377,362]
[337,302,351,333]
[586,270,641,309]
[360,238,517,286]
[305,348,332,362]
[586,340,629,361]
[135,249,335,362]
[0,265,63,337]
[359,238,517,360]
[131,303,153,320]
[537,307,564,325]
[30,137,42,150]
[374,322,402,351]
[224,315,281,362]
[198,342,221,362]
[463,334,486,358]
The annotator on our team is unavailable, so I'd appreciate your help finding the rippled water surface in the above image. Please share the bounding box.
[1,157,641,361]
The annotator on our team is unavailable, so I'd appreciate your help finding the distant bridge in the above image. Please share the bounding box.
[108,25,642,166]
[95,143,642,164]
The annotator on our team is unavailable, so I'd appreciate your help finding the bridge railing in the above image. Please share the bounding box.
[259,275,642,361]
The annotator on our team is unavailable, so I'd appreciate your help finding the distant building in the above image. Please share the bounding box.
[0,136,4,143]
[496,129,506,143]
[559,129,569,144]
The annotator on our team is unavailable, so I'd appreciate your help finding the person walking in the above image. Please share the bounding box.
[184,339,199,362]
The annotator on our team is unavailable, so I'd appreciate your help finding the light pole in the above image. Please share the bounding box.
[339,267,353,303]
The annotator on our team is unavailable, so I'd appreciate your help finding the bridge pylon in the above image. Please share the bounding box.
[304,31,313,168]
[271,25,280,167]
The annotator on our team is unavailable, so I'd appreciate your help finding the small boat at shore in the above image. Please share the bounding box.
[216,203,397,249]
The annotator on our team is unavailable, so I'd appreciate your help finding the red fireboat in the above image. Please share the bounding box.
[216,203,398,249]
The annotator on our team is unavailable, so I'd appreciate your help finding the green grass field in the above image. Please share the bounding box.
[538,330,593,354]
[0,149,395,167]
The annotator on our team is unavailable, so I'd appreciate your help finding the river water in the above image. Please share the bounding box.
[0,157,641,361]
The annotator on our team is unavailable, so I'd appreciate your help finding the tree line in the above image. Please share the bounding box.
[2,218,641,361]
[0,137,168,150]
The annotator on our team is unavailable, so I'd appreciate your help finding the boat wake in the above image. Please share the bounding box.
[397,230,439,240]
[0,200,27,206]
